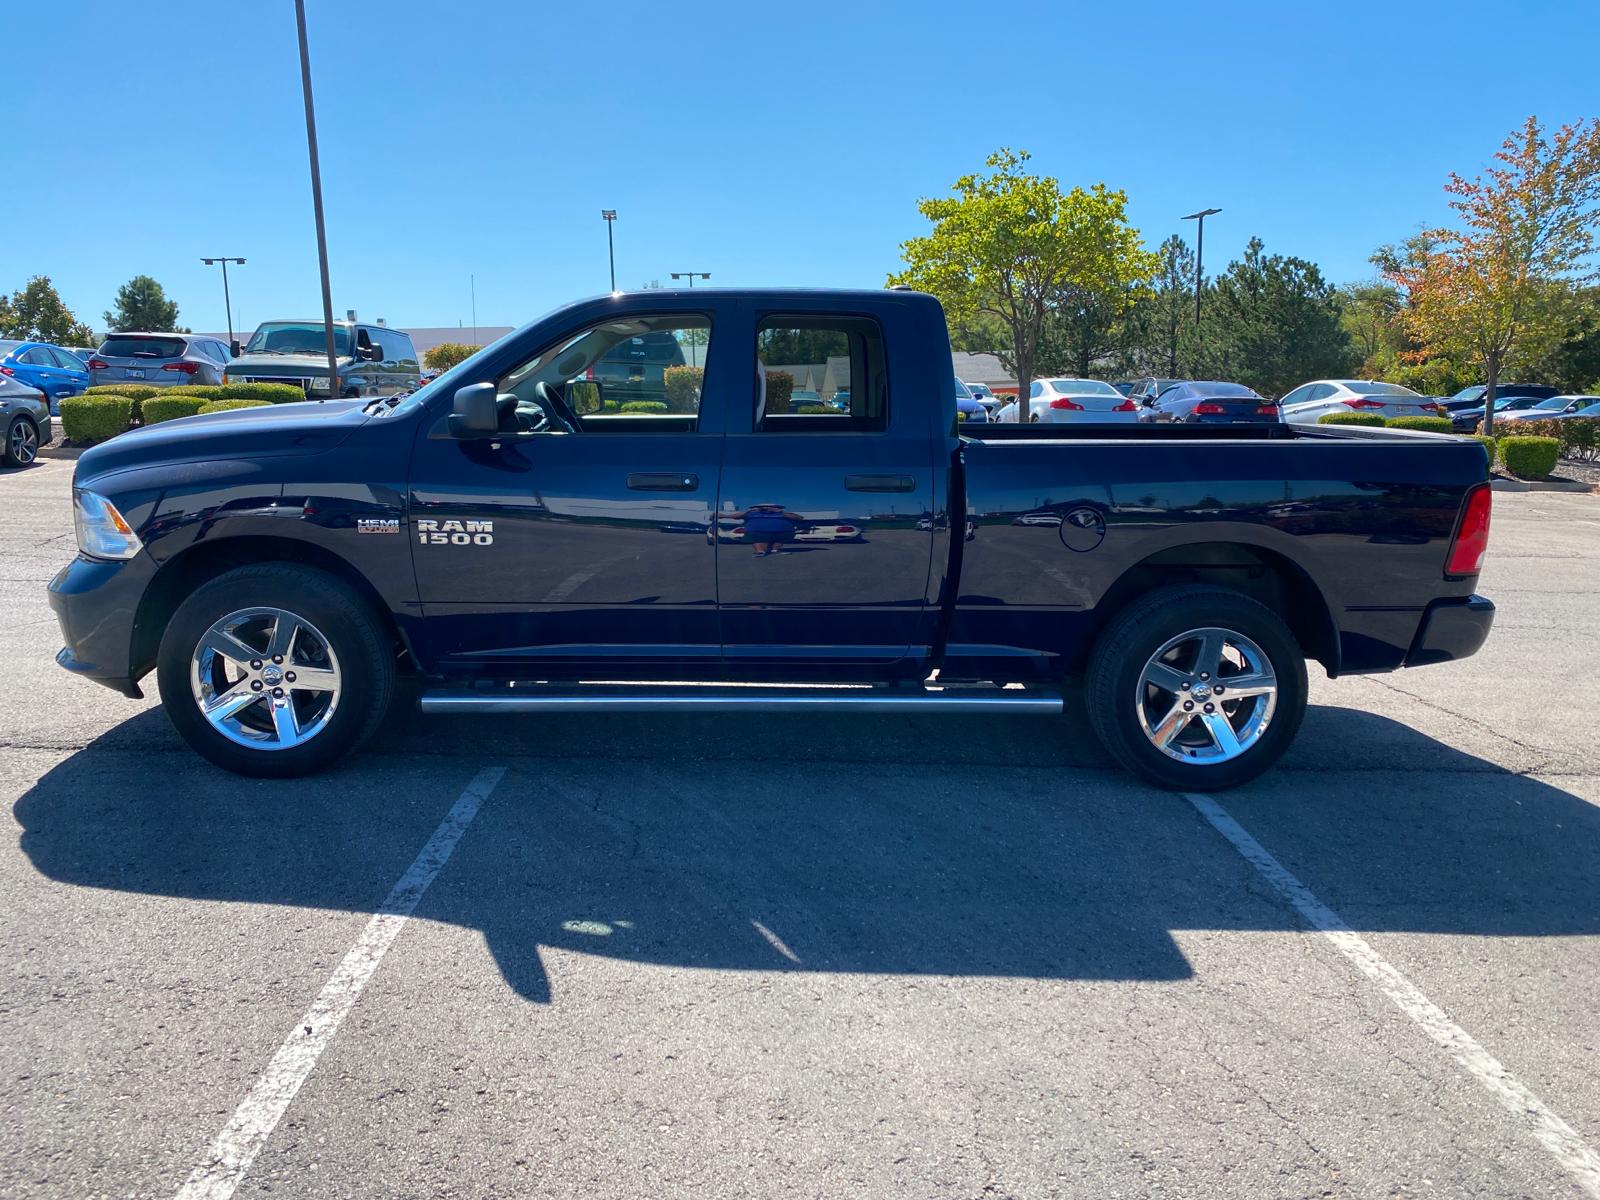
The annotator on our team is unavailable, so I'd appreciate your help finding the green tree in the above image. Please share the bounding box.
[889,149,1158,421]
[1114,234,1196,377]
[1,276,96,345]
[422,342,481,371]
[104,274,182,333]
[1386,116,1600,434]
[1186,238,1355,396]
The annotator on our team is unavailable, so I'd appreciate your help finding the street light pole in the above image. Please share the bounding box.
[670,271,710,288]
[1181,207,1221,325]
[601,210,617,291]
[200,257,245,348]
[294,0,339,399]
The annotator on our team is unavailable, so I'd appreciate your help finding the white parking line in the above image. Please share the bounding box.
[1185,791,1600,1199]
[174,765,507,1200]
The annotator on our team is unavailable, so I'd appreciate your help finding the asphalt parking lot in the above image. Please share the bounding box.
[3,455,1599,1199]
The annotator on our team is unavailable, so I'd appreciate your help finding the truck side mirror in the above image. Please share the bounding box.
[230,340,242,357]
[448,382,499,438]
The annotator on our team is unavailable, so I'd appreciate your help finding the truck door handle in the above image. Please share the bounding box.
[845,474,916,493]
[627,472,699,491]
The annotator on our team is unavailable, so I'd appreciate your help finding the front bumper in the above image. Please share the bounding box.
[1405,594,1495,667]
[47,553,157,698]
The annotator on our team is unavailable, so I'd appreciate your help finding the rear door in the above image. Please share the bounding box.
[715,305,936,670]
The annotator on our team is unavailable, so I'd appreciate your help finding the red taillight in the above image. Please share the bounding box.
[584,367,596,380]
[835,525,856,535]
[161,361,200,374]
[1343,398,1385,410]
[1256,404,1278,417]
[1112,398,1136,412]
[0,366,12,376]
[88,358,109,370]
[732,526,745,536]
[1445,484,1492,576]
[1049,397,1084,410]
[1193,402,1227,415]
[1424,402,1446,415]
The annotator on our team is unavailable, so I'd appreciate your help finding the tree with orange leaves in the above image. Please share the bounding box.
[1384,116,1600,435]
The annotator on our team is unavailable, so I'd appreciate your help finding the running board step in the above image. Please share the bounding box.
[418,684,1064,716]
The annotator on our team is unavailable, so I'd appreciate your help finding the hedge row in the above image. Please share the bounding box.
[141,395,207,425]
[1317,412,1387,427]
[1487,416,1600,463]
[86,381,305,405]
[1316,412,1455,433]
[618,401,669,414]
[1385,415,1454,434]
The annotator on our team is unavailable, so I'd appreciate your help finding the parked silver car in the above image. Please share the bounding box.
[0,374,51,467]
[88,333,233,389]
[1279,379,1445,425]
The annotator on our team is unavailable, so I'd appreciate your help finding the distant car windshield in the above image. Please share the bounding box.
[953,379,973,398]
[1051,379,1121,396]
[245,323,352,356]
[99,336,187,359]
[1188,381,1264,398]
[1534,396,1571,410]
[1346,381,1422,397]
[1449,386,1486,402]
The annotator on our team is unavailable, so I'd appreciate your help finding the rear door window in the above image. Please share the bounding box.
[754,315,887,433]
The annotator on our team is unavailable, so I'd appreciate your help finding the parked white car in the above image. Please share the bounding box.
[1279,379,1445,425]
[1496,394,1600,422]
[993,378,1137,424]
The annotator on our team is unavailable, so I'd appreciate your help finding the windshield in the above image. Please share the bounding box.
[1190,381,1264,398]
[1534,397,1570,410]
[953,379,973,399]
[1051,379,1121,396]
[1449,386,1486,402]
[245,322,352,356]
[98,335,187,359]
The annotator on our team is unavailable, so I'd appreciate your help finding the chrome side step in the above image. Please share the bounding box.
[419,684,1063,716]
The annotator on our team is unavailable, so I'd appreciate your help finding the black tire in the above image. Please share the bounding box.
[3,415,39,467]
[1084,584,1307,791]
[156,564,394,777]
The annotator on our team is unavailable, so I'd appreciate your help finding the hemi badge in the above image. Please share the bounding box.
[357,518,400,534]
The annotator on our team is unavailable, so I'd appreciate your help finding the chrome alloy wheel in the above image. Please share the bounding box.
[9,419,38,464]
[1135,626,1278,763]
[189,607,342,750]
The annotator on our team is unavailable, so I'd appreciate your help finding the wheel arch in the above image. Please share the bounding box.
[1090,540,1340,675]
[131,536,405,682]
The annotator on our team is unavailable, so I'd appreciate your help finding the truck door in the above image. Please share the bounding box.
[406,311,726,675]
[715,309,936,670]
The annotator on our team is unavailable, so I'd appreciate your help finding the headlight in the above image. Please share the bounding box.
[307,374,332,394]
[73,489,142,560]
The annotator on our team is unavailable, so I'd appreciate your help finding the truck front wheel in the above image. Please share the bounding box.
[1085,585,1307,791]
[156,564,394,777]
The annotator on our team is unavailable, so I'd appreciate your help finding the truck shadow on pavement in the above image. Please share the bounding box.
[14,703,1600,1004]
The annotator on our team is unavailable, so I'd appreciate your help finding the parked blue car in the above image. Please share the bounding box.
[0,340,89,415]
[954,377,988,423]
[1140,380,1281,425]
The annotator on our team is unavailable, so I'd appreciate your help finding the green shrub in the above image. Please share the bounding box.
[140,395,208,425]
[662,366,704,413]
[60,393,134,443]
[764,370,794,414]
[796,405,834,414]
[218,382,306,403]
[1512,416,1600,463]
[197,399,274,415]
[619,400,669,414]
[1317,411,1387,427]
[423,342,480,371]
[161,385,226,401]
[1498,435,1560,479]
[85,383,162,400]
[1385,415,1454,434]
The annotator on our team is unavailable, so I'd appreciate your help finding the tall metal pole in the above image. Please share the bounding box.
[602,210,617,291]
[201,257,245,347]
[1182,208,1221,326]
[295,0,339,399]
[470,274,477,346]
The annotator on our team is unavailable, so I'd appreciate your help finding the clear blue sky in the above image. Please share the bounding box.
[11,0,1597,336]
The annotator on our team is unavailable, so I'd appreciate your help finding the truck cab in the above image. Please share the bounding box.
[225,319,420,398]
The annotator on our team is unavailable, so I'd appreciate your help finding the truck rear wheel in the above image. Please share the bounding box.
[156,564,393,777]
[1085,585,1307,791]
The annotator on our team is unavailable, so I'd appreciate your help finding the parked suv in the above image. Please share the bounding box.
[88,333,232,389]
[224,320,420,398]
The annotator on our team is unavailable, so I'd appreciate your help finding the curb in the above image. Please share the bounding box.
[37,444,84,461]
[1490,476,1595,493]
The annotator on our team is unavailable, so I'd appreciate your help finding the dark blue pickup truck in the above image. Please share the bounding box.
[48,288,1495,789]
